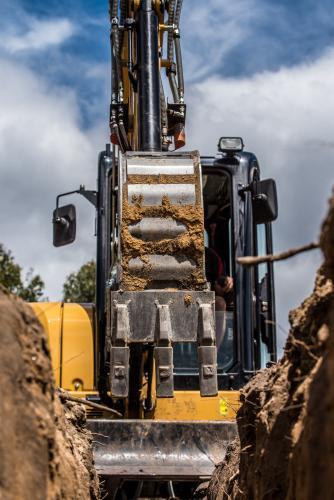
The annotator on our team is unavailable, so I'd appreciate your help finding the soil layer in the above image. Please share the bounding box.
[0,288,100,500]
[206,192,334,500]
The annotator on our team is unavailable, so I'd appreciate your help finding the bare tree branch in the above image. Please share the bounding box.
[58,389,122,418]
[237,241,320,267]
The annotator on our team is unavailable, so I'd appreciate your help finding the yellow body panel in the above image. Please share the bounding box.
[61,303,95,391]
[30,302,239,421]
[29,302,95,391]
[154,391,240,421]
[29,302,62,385]
[71,390,240,421]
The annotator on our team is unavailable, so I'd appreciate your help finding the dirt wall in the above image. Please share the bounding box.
[0,288,100,500]
[206,193,334,500]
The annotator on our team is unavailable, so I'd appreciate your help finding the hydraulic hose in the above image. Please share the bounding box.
[119,120,131,151]
[109,0,117,18]
[174,0,184,101]
[110,1,122,95]
[168,71,179,103]
[175,0,183,27]
[119,0,126,61]
[174,34,184,101]
[127,26,137,89]
[160,74,168,128]
[167,0,175,62]
[160,73,169,149]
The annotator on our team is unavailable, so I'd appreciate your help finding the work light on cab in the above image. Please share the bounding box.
[218,137,244,153]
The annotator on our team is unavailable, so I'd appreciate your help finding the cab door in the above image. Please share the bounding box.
[254,222,277,367]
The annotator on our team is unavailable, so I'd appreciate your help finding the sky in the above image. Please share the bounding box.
[1,0,334,353]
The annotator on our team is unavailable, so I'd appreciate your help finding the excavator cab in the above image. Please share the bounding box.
[172,152,277,392]
[46,143,278,499]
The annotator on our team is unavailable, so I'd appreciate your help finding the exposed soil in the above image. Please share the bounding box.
[206,192,334,500]
[0,287,100,500]
[121,194,205,291]
[127,174,197,184]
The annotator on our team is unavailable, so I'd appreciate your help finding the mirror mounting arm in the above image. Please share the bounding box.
[53,186,97,247]
[54,185,97,220]
[55,189,81,221]
[238,183,252,199]
[78,185,97,207]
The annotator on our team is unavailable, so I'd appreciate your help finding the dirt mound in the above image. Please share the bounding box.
[0,288,100,500]
[206,193,334,500]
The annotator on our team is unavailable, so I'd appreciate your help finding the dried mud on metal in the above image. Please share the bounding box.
[121,194,205,291]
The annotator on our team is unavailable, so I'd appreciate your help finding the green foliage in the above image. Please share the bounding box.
[0,244,45,301]
[63,260,96,303]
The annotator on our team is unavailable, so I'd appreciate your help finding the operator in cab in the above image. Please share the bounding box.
[204,227,234,350]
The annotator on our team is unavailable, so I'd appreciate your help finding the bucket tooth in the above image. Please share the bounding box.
[154,303,174,397]
[197,303,218,396]
[110,302,131,397]
[110,346,130,397]
[198,345,218,397]
[113,302,131,342]
[155,347,174,397]
[198,303,215,343]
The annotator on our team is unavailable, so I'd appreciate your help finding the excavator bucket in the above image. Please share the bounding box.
[106,152,221,399]
[87,419,237,480]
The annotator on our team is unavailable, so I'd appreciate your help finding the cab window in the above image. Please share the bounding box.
[174,170,236,375]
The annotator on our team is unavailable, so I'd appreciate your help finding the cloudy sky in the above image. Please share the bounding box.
[1,0,334,352]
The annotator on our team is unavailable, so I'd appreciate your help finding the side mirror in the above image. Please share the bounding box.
[53,204,76,247]
[252,178,278,225]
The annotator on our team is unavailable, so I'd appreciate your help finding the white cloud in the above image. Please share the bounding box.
[186,47,334,346]
[0,57,107,299]
[181,0,272,80]
[0,18,75,53]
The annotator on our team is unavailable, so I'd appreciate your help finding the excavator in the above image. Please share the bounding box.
[31,1,278,498]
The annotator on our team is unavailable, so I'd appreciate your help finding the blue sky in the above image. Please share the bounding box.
[3,0,334,124]
[1,0,334,352]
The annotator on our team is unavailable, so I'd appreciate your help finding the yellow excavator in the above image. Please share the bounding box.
[31,1,278,498]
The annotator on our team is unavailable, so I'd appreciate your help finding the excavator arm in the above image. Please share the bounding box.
[101,1,221,417]
[109,0,186,152]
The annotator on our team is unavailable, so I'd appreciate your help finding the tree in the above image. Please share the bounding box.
[63,260,96,303]
[0,244,44,301]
